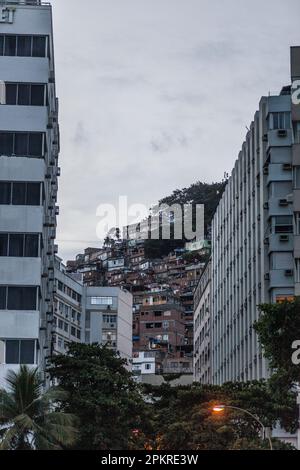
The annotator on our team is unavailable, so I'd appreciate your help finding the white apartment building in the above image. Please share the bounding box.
[211,47,300,385]
[0,1,59,386]
[193,260,211,383]
[53,259,133,364]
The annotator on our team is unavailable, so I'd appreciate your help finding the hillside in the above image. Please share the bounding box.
[144,180,227,259]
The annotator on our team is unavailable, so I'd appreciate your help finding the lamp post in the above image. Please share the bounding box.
[212,405,273,451]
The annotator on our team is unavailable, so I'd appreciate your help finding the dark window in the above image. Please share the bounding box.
[26,183,40,205]
[7,287,37,310]
[15,133,29,156]
[17,36,32,57]
[9,234,24,257]
[0,234,8,256]
[0,182,11,204]
[0,36,4,55]
[5,340,35,364]
[29,133,43,157]
[0,286,6,309]
[6,84,17,105]
[32,36,46,57]
[5,340,19,364]
[12,183,26,205]
[20,340,35,364]
[18,84,30,106]
[24,234,39,257]
[4,36,16,56]
[0,133,14,156]
[31,85,45,106]
[77,330,81,339]
[71,326,76,336]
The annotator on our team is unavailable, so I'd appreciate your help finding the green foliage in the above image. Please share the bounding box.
[144,180,226,259]
[143,381,296,450]
[0,365,78,450]
[48,343,149,450]
[253,298,300,430]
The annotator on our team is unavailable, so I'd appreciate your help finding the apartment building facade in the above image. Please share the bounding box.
[53,258,133,363]
[0,1,59,385]
[211,47,300,385]
[193,260,211,383]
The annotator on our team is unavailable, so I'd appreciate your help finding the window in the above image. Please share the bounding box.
[0,132,45,158]
[0,35,47,58]
[12,182,26,204]
[145,364,152,370]
[8,182,41,206]
[0,234,8,256]
[91,296,113,305]
[76,330,81,340]
[273,216,293,234]
[71,326,76,337]
[24,234,39,257]
[0,182,11,204]
[18,85,30,106]
[4,36,16,56]
[0,286,6,309]
[294,167,300,189]
[0,286,37,310]
[269,112,291,130]
[103,314,117,323]
[17,36,32,56]
[5,340,35,364]
[32,36,46,57]
[9,234,24,257]
[4,83,46,106]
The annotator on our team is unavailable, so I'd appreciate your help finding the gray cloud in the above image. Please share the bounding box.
[50,0,300,261]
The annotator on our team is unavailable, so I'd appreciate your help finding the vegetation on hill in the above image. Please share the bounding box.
[144,180,227,259]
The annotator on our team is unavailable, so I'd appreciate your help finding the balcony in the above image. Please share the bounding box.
[267,164,292,184]
[267,129,293,149]
[269,269,294,289]
[268,234,293,253]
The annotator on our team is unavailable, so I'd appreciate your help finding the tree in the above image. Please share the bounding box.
[254,298,300,384]
[0,366,78,450]
[48,343,150,450]
[143,381,296,450]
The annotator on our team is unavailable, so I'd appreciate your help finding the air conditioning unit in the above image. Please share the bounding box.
[48,260,55,271]
[279,199,288,207]
[282,163,292,171]
[264,273,270,280]
[279,235,289,242]
[285,270,293,277]
[262,134,268,142]
[263,202,269,210]
[277,129,287,138]
[44,216,55,227]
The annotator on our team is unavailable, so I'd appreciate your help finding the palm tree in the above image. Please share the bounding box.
[0,365,78,450]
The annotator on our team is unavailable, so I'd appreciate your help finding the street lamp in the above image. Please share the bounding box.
[212,404,273,451]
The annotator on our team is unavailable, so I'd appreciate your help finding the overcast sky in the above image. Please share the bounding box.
[50,0,300,261]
